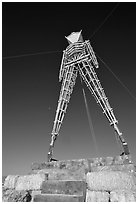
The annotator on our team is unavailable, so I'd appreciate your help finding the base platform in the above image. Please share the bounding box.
[3,155,136,202]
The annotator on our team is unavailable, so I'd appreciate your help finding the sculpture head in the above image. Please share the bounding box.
[65,30,83,44]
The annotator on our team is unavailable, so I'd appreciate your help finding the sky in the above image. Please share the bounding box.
[2,2,136,176]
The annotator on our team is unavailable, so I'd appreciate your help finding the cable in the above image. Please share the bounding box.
[89,3,120,40]
[96,53,136,101]
[3,4,119,61]
[80,75,100,157]
[3,3,119,60]
[3,50,62,60]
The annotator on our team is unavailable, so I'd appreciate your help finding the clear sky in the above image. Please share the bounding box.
[2,2,136,176]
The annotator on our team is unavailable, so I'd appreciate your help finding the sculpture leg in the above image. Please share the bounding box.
[47,65,78,162]
[78,60,130,156]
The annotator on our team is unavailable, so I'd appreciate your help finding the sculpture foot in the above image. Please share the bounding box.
[120,152,125,156]
[50,158,58,162]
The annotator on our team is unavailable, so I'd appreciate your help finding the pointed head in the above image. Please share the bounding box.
[65,30,83,44]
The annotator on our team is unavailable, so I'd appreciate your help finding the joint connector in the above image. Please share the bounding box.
[95,64,99,69]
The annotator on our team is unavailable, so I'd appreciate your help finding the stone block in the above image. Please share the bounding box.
[2,188,32,202]
[15,174,46,191]
[90,164,135,174]
[31,158,89,171]
[86,171,135,191]
[88,157,113,168]
[110,190,136,202]
[41,180,86,195]
[32,168,86,180]
[32,193,85,202]
[31,190,41,201]
[4,175,19,189]
[86,190,109,202]
[88,155,132,169]
[49,169,86,181]
[104,156,114,165]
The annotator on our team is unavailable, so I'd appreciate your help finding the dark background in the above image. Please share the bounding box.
[2,2,136,175]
